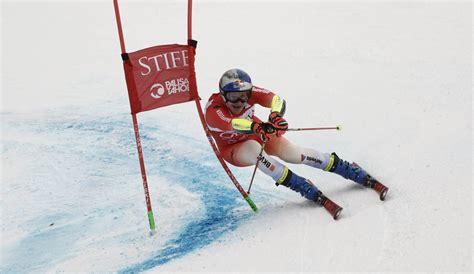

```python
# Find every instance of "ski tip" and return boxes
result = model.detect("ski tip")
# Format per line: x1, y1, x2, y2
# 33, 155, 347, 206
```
333, 208, 343, 220
380, 188, 389, 201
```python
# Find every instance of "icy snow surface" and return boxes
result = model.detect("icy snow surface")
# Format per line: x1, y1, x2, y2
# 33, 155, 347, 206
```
1, 1, 472, 273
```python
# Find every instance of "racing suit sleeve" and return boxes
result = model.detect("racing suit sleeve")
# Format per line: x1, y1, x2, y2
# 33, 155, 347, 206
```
250, 86, 286, 116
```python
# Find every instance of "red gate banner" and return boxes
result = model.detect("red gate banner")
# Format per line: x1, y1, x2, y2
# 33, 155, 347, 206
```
122, 44, 199, 114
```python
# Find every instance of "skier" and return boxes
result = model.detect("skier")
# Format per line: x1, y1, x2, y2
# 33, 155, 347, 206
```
205, 69, 388, 219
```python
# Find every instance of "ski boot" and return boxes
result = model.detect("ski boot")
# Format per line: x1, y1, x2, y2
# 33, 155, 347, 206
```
328, 153, 389, 201
277, 169, 343, 220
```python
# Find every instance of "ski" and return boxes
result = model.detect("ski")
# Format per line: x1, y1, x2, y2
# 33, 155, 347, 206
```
366, 175, 389, 201
316, 191, 343, 220
323, 197, 343, 220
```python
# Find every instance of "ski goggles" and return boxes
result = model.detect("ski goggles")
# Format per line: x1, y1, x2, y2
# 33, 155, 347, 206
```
224, 90, 252, 103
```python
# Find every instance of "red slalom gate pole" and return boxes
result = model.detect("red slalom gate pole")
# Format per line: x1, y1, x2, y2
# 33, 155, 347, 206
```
113, 0, 126, 53
193, 100, 258, 212
113, 0, 156, 232
187, 0, 257, 211
187, 0, 193, 40
131, 114, 156, 232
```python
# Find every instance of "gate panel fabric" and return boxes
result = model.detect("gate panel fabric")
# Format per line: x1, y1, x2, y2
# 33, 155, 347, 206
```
123, 44, 199, 114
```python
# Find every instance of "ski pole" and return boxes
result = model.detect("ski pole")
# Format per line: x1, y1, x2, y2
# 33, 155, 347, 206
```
247, 140, 266, 194
285, 125, 342, 132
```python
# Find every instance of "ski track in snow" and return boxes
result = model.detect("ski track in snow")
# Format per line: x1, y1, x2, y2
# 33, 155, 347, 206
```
118, 156, 253, 273
1, 103, 261, 272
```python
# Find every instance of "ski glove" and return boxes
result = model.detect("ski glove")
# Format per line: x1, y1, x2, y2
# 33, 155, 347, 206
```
252, 122, 277, 142
268, 112, 288, 136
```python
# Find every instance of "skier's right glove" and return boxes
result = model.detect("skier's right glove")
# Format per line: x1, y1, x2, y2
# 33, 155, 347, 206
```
252, 122, 276, 142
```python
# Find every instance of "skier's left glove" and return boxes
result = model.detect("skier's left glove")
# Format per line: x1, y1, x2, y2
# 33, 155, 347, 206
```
268, 112, 288, 136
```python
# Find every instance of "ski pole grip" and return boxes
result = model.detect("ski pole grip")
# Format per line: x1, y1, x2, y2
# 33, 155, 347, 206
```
244, 195, 258, 212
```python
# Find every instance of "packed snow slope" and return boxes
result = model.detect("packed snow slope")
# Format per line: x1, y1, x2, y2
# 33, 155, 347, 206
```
1, 1, 472, 273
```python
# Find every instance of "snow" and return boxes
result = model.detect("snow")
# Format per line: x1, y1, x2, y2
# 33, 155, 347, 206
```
1, 0, 472, 273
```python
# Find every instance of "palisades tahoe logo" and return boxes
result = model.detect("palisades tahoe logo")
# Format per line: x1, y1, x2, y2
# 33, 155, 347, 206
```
149, 78, 190, 99
137, 49, 191, 99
